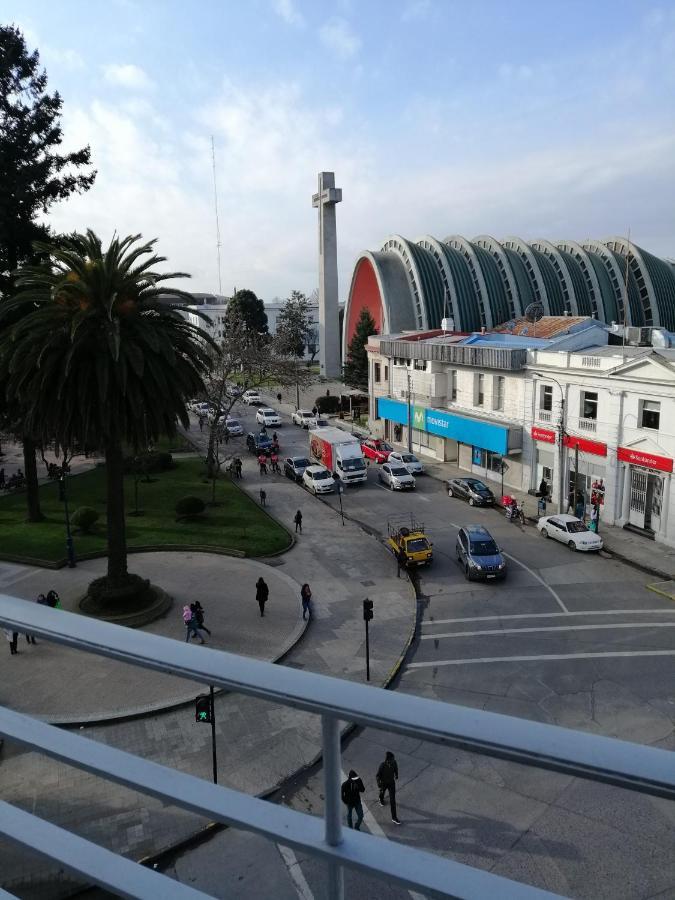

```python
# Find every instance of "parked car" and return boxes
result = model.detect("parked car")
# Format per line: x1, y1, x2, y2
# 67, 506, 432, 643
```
191, 401, 210, 416
246, 432, 273, 454
446, 477, 495, 507
455, 525, 507, 581
284, 455, 311, 482
361, 438, 393, 463
537, 514, 604, 551
256, 407, 281, 427
378, 463, 416, 491
243, 390, 262, 405
292, 409, 317, 428
388, 451, 424, 475
227, 384, 243, 397
315, 418, 330, 427
302, 464, 336, 494
224, 418, 243, 436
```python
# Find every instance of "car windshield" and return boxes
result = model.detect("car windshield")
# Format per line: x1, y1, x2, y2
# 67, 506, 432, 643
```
401, 454, 415, 463
258, 436, 271, 445
467, 480, 488, 491
378, 442, 393, 451
227, 420, 240, 427
343, 458, 365, 471
566, 522, 588, 533
313, 470, 332, 480
407, 538, 429, 552
391, 467, 410, 476
470, 540, 499, 556
293, 458, 310, 468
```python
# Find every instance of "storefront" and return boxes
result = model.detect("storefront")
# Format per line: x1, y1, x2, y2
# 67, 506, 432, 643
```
531, 427, 557, 495
618, 446, 673, 538
530, 428, 608, 511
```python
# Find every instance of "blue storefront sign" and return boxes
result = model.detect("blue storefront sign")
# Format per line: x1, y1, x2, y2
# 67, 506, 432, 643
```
377, 396, 511, 455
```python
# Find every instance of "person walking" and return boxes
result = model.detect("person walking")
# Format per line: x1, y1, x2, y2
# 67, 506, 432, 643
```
192, 601, 211, 636
341, 769, 365, 830
301, 583, 312, 620
4, 628, 19, 655
259, 488, 267, 507
538, 477, 548, 499
270, 451, 280, 474
183, 605, 205, 644
377, 751, 401, 824
198, 415, 205, 433
235, 457, 243, 479
256, 577, 269, 617
294, 509, 303, 534
575, 489, 585, 521
258, 453, 268, 476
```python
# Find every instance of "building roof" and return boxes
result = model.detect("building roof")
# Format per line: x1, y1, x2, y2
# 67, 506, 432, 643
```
491, 315, 594, 339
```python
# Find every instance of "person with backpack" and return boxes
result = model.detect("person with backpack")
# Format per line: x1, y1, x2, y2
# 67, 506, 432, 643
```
377, 751, 401, 824
341, 769, 365, 830
46, 590, 61, 609
183, 605, 205, 644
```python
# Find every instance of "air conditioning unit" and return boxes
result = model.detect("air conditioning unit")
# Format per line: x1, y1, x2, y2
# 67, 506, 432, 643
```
624, 326, 652, 346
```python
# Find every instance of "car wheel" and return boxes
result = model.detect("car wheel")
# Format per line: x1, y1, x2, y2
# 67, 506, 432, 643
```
469, 497, 475, 506
567, 540, 576, 551
541, 528, 549, 538
447, 487, 453, 497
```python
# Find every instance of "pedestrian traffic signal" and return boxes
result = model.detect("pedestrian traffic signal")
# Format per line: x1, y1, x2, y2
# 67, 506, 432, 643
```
363, 598, 373, 621
195, 694, 212, 723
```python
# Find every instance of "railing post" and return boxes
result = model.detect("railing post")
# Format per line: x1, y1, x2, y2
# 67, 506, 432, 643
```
322, 714, 344, 900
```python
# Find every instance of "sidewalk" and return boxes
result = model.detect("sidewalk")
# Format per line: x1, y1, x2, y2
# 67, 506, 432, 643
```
0, 441, 416, 896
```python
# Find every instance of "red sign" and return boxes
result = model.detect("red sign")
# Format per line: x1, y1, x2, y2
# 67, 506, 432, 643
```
563, 435, 607, 457
531, 426, 556, 444
617, 447, 673, 473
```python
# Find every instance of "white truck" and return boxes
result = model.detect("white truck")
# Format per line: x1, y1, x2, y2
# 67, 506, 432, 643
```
309, 427, 367, 485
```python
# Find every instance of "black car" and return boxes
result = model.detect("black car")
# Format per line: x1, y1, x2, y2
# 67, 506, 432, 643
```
456, 525, 507, 581
446, 477, 495, 506
284, 456, 311, 482
246, 432, 273, 455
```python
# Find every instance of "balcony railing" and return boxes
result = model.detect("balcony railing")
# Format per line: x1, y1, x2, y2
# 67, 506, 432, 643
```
578, 418, 597, 432
538, 410, 552, 423
380, 340, 527, 371
1, 595, 674, 899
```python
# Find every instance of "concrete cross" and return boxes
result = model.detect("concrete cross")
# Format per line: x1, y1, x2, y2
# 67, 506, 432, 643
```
312, 172, 342, 379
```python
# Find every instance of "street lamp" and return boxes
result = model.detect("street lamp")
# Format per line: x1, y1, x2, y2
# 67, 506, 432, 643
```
406, 368, 413, 453
531, 371, 566, 514
336, 482, 345, 526
60, 468, 76, 568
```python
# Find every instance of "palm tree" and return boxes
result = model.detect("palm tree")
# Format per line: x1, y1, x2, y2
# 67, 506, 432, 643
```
0, 230, 212, 604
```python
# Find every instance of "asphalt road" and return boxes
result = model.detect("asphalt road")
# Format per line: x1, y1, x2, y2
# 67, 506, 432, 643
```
168, 403, 675, 900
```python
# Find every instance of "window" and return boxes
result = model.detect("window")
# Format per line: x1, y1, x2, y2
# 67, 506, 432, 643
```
374, 363, 381, 382
474, 373, 484, 407
581, 391, 598, 420
541, 385, 553, 412
493, 376, 505, 411
487, 451, 503, 474
384, 366, 389, 381
413, 359, 426, 371
640, 399, 660, 430
449, 370, 457, 401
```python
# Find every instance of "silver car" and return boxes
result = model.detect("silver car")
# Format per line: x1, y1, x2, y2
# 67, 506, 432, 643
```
378, 463, 416, 491
388, 451, 424, 475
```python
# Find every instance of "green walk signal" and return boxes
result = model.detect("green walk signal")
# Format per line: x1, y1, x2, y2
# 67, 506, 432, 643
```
195, 694, 212, 723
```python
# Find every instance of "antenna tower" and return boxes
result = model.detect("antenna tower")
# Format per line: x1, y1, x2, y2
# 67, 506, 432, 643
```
211, 135, 223, 295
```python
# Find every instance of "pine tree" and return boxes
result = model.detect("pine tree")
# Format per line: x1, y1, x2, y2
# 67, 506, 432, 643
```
343, 308, 377, 390
224, 288, 268, 336
275, 290, 313, 358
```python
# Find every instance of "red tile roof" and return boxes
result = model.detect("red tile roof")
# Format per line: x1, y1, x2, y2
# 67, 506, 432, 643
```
491, 316, 592, 339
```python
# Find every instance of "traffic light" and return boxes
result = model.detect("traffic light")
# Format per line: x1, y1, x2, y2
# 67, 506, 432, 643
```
195, 694, 212, 723
363, 598, 373, 621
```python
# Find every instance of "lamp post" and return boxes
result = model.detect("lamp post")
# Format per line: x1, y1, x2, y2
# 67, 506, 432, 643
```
60, 469, 76, 568
336, 482, 345, 526
406, 368, 413, 453
531, 371, 566, 514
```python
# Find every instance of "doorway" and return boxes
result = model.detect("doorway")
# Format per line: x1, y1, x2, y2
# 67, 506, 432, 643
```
629, 468, 662, 533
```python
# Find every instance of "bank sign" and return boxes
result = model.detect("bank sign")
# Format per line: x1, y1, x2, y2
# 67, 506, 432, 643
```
377, 397, 510, 455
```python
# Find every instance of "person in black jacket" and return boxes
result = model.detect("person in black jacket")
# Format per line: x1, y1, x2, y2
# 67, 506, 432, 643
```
256, 577, 269, 617
377, 751, 401, 824
341, 769, 365, 830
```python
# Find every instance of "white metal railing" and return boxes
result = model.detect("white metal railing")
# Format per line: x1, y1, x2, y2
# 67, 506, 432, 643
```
538, 410, 552, 422
578, 417, 597, 432
1, 595, 674, 900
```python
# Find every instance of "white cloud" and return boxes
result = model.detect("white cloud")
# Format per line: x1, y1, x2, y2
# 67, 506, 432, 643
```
102, 63, 154, 91
319, 17, 361, 60
273, 0, 304, 27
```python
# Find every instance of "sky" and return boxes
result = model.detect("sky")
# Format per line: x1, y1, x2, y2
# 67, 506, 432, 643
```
4, 0, 675, 301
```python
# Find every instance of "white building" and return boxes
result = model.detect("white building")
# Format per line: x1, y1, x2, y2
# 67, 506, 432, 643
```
367, 318, 675, 546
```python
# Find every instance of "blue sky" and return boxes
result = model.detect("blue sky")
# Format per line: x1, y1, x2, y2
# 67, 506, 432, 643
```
4, 0, 675, 299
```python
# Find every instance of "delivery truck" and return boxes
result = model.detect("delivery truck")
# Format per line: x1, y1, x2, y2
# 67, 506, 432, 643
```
309, 427, 367, 485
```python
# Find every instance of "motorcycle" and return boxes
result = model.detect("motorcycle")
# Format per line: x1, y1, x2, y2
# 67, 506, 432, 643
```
504, 498, 525, 525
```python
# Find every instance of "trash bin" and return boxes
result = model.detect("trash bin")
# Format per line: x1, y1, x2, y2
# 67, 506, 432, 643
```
538, 497, 546, 516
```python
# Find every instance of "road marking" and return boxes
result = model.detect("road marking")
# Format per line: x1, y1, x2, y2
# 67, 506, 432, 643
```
407, 649, 675, 669
276, 844, 315, 900
415, 494, 430, 502
421, 609, 675, 627
421, 621, 675, 640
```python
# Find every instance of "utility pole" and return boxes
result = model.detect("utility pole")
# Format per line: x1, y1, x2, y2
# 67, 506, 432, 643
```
406, 368, 413, 453
558, 393, 566, 514
363, 599, 373, 681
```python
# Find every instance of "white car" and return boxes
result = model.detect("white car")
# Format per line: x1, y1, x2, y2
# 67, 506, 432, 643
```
192, 401, 210, 416
302, 465, 335, 494
224, 418, 243, 436
388, 451, 424, 475
242, 390, 262, 405
293, 409, 318, 428
256, 407, 281, 427
378, 463, 416, 491
537, 514, 603, 552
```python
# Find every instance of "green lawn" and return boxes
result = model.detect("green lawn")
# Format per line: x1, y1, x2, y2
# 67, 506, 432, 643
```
0, 458, 290, 564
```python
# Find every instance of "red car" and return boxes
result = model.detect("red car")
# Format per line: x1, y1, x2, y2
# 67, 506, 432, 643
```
361, 438, 394, 463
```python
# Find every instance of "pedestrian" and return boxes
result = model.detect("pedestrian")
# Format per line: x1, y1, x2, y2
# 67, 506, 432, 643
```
377, 751, 401, 824
46, 590, 61, 609
566, 489, 575, 515
192, 600, 211, 636
256, 577, 269, 617
312, 405, 318, 416
199, 415, 205, 433
589, 504, 599, 533
235, 457, 243, 479
183, 605, 205, 644
270, 452, 279, 474
259, 488, 267, 507
272, 431, 278, 443
258, 453, 268, 476
223, 427, 230, 445
0, 468, 4, 489
341, 769, 365, 830
276, 392, 282, 404
4, 628, 19, 655
301, 583, 312, 620
538, 477, 548, 498
294, 509, 303, 534
575, 490, 585, 521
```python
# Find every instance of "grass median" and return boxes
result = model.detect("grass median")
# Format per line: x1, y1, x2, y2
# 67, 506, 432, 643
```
0, 457, 290, 564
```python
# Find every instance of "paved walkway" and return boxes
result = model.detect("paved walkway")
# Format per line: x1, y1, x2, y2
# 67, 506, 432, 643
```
0, 439, 416, 895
